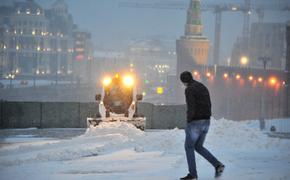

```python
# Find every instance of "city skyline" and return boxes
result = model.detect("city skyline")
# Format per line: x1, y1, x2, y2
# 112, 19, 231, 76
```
21, 0, 290, 64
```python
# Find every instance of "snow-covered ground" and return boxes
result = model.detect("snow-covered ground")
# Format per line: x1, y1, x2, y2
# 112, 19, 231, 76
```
0, 119, 290, 180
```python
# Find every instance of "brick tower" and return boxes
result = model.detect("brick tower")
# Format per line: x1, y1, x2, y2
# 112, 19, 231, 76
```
176, 0, 210, 76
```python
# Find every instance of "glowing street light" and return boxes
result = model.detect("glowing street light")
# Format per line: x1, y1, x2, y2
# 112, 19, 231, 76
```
258, 77, 263, 83
240, 56, 249, 66
206, 72, 211, 78
248, 75, 253, 81
223, 73, 228, 79
269, 77, 277, 86
236, 74, 241, 80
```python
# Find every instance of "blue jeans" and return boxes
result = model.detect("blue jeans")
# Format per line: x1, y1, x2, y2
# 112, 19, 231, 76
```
185, 119, 220, 177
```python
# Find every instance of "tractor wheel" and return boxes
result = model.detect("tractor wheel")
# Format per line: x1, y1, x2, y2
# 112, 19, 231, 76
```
124, 111, 129, 117
105, 110, 110, 118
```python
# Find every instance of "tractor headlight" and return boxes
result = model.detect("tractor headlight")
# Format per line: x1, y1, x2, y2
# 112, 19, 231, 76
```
122, 75, 134, 87
102, 77, 112, 86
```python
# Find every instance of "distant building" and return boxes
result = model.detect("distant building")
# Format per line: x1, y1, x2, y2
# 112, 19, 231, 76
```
73, 31, 94, 82
0, 0, 51, 75
126, 39, 176, 85
231, 22, 286, 70
176, 0, 210, 77
285, 22, 290, 116
44, 0, 75, 75
250, 23, 286, 70
0, 0, 93, 79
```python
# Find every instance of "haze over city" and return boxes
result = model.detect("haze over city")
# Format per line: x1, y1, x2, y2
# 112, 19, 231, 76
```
1, 0, 289, 63
39, 0, 290, 63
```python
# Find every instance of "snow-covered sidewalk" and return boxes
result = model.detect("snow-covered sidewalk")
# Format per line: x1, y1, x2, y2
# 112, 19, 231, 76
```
0, 119, 290, 180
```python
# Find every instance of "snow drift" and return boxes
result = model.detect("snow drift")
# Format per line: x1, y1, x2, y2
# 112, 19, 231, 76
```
0, 119, 290, 180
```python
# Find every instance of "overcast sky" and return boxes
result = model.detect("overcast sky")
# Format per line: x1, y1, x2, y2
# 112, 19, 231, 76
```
2, 0, 290, 63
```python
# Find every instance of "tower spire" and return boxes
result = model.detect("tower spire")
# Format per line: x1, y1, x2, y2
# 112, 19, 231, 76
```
185, 0, 203, 36
175, 0, 210, 103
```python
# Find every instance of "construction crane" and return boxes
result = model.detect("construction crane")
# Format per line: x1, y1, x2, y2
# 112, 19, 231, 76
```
119, 0, 290, 65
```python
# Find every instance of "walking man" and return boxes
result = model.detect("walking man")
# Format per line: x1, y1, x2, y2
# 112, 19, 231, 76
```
179, 71, 225, 180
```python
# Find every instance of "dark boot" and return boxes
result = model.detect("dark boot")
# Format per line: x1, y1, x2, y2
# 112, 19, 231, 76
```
180, 173, 197, 180
215, 163, 225, 177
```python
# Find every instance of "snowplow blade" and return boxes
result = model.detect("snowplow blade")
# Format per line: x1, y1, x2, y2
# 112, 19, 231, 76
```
87, 117, 146, 130
87, 117, 103, 127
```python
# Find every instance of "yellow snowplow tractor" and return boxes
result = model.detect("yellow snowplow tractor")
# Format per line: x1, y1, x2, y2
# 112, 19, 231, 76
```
87, 73, 146, 130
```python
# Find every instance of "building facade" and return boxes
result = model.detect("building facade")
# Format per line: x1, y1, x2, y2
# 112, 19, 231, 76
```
285, 22, 290, 116
0, 0, 92, 79
249, 23, 286, 70
231, 22, 286, 70
73, 31, 94, 82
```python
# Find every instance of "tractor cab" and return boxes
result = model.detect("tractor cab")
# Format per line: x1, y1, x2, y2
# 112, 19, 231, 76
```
87, 73, 145, 130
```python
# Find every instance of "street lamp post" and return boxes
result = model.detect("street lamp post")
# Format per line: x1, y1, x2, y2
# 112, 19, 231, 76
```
223, 73, 230, 118
0, 50, 3, 77
34, 46, 42, 88
258, 56, 271, 129
9, 73, 15, 89
258, 56, 271, 70
0, 44, 6, 77
258, 77, 265, 130
33, 69, 40, 88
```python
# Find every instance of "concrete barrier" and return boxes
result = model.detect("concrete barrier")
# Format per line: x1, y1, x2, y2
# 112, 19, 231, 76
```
152, 105, 186, 129
41, 102, 80, 128
0, 101, 187, 129
138, 102, 154, 129
0, 101, 41, 128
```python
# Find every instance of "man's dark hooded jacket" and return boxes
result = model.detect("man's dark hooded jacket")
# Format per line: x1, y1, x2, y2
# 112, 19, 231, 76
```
185, 79, 212, 122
